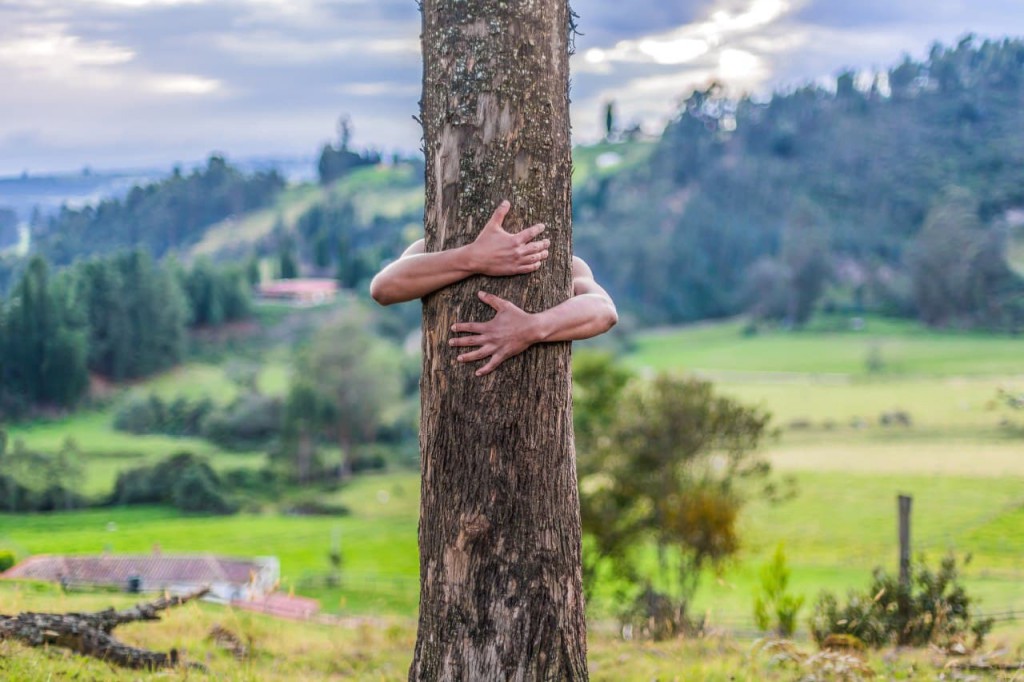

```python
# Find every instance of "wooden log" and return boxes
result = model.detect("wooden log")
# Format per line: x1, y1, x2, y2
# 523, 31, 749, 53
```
0, 587, 210, 670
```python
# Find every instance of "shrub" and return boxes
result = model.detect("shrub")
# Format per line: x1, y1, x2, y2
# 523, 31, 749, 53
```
112, 393, 212, 436
109, 452, 236, 514
753, 543, 805, 637
0, 549, 16, 572
171, 463, 235, 514
808, 553, 993, 649
201, 394, 283, 450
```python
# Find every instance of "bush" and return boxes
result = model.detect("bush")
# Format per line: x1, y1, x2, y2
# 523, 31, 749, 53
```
171, 464, 234, 514
221, 467, 281, 496
808, 553, 993, 649
201, 394, 283, 450
112, 393, 213, 436
109, 452, 236, 514
0, 549, 16, 572
112, 394, 159, 434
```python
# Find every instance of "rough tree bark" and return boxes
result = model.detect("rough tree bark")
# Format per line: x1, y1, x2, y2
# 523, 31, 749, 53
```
0, 588, 209, 670
412, 1, 587, 680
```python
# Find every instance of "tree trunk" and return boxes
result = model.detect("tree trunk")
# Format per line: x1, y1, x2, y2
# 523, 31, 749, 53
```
413, 1, 587, 680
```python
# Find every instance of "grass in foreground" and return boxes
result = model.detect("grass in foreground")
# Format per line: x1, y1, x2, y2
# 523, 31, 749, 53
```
4, 582, 1009, 681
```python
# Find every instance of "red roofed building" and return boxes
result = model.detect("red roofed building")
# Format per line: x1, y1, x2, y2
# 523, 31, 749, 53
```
257, 278, 339, 306
2, 553, 280, 604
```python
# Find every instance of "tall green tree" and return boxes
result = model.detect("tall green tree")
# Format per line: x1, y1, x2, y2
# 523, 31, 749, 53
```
0, 257, 88, 408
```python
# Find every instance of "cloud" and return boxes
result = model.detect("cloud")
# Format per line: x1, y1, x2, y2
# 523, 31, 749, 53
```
3, 0, 1024, 174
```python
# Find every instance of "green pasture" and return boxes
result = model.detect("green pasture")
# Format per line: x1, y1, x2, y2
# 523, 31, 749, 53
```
3, 465, 1023, 627
5, 411, 266, 497
628, 317, 1024, 378
190, 183, 324, 258
2, 316, 1023, 670
0, 473, 420, 613
719, 377, 1023, 433
327, 163, 424, 224
143, 359, 291, 402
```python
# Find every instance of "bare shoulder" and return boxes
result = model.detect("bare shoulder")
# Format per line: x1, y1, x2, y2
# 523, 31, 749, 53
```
572, 256, 610, 297
402, 239, 426, 257
571, 256, 594, 280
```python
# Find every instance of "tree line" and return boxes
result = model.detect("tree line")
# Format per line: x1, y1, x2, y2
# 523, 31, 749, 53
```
32, 156, 284, 265
574, 36, 1024, 330
0, 252, 251, 415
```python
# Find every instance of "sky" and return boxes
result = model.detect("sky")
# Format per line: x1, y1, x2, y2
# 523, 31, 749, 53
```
1, 0, 1024, 176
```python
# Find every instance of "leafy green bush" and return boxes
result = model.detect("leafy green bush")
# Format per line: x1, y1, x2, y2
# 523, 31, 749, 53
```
201, 394, 282, 450
171, 463, 234, 514
0, 439, 86, 512
808, 553, 993, 649
109, 452, 236, 514
112, 393, 212, 436
0, 549, 16, 572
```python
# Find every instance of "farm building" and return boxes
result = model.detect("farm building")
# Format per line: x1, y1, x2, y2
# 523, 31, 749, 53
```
257, 278, 339, 306
1, 553, 280, 604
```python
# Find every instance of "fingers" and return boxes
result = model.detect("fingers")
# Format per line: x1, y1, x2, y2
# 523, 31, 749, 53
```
449, 334, 484, 348
457, 347, 493, 363
451, 322, 485, 334
521, 239, 550, 256
477, 290, 508, 310
517, 223, 546, 244
475, 354, 505, 377
487, 200, 511, 229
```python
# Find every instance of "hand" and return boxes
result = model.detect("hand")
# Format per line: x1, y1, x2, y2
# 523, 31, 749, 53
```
450, 291, 539, 376
466, 201, 549, 277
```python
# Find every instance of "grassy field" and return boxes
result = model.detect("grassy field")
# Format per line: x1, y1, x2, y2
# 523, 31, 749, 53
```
4, 411, 266, 497
3, 465, 1022, 625
629, 317, 1024, 377
190, 183, 324, 258
3, 316, 1024, 677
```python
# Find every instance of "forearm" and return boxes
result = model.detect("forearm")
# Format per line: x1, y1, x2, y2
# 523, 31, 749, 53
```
370, 246, 475, 305
528, 294, 618, 343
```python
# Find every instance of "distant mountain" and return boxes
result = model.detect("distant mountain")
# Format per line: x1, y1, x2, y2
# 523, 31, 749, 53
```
0, 156, 316, 225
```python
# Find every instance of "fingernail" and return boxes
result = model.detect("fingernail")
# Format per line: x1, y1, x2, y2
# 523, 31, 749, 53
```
451, 324, 457, 331
501, 200, 510, 207
449, 339, 455, 345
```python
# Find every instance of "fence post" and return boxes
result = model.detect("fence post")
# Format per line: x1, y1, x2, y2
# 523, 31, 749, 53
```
898, 494, 912, 587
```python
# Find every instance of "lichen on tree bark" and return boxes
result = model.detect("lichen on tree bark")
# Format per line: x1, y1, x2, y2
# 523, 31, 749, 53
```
413, 0, 587, 680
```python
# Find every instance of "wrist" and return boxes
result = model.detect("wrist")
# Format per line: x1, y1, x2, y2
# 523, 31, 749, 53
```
527, 310, 553, 344
457, 243, 481, 275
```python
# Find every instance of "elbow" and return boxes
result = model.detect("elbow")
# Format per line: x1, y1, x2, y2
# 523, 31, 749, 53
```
601, 302, 619, 333
369, 276, 396, 306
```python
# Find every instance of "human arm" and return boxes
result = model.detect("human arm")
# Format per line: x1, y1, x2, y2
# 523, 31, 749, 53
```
449, 257, 618, 376
369, 200, 549, 305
